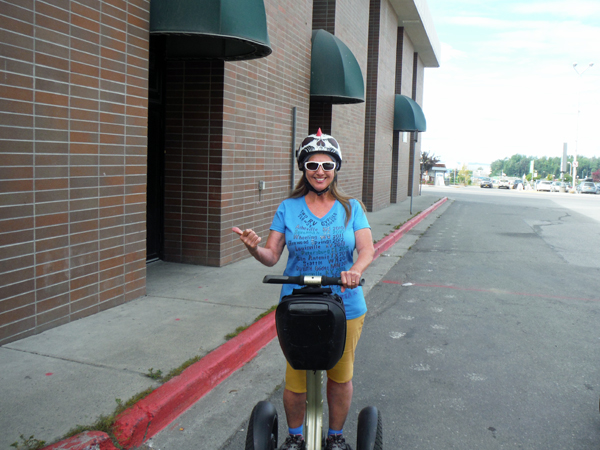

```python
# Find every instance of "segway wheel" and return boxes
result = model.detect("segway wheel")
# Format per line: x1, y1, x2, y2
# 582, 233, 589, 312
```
356, 406, 383, 450
245, 401, 278, 450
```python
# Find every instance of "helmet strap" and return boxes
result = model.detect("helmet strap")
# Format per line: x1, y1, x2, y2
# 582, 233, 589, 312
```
303, 173, 336, 197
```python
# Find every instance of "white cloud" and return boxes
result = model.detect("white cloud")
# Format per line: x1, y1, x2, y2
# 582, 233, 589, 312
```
444, 16, 510, 28
439, 42, 467, 63
512, 1, 600, 19
422, 0, 600, 164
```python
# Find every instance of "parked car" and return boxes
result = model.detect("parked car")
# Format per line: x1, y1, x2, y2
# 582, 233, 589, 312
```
480, 179, 493, 188
511, 179, 523, 190
498, 179, 511, 189
536, 180, 552, 192
550, 181, 566, 193
595, 183, 600, 193
577, 181, 597, 194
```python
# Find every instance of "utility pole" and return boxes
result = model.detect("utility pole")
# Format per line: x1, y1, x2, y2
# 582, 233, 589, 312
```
572, 62, 594, 186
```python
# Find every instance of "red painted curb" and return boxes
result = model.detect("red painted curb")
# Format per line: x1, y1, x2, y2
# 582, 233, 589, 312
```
372, 197, 448, 260
44, 431, 118, 450
112, 310, 277, 449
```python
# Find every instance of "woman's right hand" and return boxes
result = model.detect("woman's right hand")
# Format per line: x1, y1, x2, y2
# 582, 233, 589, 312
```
232, 227, 262, 252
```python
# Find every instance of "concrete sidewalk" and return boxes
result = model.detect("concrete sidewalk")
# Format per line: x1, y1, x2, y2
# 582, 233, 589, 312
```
0, 191, 448, 450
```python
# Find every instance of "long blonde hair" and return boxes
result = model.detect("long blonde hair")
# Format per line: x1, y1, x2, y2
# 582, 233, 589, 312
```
290, 175, 367, 226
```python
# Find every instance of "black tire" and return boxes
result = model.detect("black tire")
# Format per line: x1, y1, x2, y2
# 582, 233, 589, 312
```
356, 406, 383, 450
245, 401, 278, 450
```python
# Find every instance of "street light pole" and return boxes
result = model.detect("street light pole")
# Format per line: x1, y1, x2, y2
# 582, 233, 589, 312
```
572, 62, 594, 185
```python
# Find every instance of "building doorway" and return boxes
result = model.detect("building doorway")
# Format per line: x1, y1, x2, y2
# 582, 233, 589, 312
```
146, 36, 166, 262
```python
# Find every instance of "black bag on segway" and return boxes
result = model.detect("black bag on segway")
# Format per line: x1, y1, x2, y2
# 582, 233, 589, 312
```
275, 289, 347, 371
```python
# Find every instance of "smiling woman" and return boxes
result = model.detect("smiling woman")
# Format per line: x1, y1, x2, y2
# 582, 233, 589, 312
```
233, 129, 374, 450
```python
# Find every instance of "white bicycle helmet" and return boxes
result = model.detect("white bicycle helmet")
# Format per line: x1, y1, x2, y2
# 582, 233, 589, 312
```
296, 128, 342, 171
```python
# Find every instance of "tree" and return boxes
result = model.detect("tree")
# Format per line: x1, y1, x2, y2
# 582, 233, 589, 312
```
491, 154, 600, 179
458, 164, 471, 186
592, 168, 600, 182
420, 151, 440, 175
491, 154, 531, 177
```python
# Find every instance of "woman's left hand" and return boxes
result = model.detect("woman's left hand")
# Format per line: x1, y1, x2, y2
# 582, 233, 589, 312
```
340, 269, 362, 293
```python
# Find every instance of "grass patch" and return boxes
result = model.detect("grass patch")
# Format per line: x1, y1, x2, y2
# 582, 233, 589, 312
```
225, 325, 248, 340
162, 355, 203, 381
10, 435, 46, 450
254, 304, 277, 322
63, 387, 154, 447
146, 368, 163, 380
225, 305, 277, 341
393, 211, 421, 230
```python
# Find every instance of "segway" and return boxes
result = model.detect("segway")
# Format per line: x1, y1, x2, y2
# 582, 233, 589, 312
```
245, 275, 383, 450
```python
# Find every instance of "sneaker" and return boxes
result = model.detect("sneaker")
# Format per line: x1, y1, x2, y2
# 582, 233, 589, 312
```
278, 434, 306, 450
324, 434, 353, 450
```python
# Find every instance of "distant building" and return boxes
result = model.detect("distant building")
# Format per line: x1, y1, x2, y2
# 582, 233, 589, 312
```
424, 163, 447, 183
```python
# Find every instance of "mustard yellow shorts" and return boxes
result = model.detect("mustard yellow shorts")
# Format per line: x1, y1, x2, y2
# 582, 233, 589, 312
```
284, 314, 366, 393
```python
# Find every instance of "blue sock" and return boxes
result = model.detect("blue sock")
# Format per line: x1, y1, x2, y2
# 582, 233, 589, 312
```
328, 428, 343, 436
289, 424, 303, 436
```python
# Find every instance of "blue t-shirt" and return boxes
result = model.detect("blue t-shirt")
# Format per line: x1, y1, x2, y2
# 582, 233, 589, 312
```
270, 197, 371, 320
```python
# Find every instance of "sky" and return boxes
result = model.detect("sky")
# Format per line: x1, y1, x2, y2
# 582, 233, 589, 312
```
421, 0, 600, 169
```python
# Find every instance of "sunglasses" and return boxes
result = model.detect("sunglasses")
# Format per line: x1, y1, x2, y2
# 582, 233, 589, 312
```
304, 161, 336, 171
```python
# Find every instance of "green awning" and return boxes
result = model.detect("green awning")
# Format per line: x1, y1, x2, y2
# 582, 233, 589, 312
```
310, 30, 365, 104
150, 0, 272, 60
394, 94, 427, 132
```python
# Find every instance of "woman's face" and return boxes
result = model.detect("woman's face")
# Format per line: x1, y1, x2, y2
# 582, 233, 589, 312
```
305, 153, 336, 193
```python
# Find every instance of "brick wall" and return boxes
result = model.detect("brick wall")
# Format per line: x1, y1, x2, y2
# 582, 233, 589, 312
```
309, 102, 333, 135
222, 0, 313, 266
411, 52, 425, 196
162, 60, 225, 266
0, 0, 435, 342
395, 28, 415, 202
332, 0, 368, 200
0, 0, 149, 344
159, 0, 312, 267
362, 0, 397, 212
313, 0, 336, 33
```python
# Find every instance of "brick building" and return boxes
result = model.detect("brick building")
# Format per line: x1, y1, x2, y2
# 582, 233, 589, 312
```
0, 0, 440, 344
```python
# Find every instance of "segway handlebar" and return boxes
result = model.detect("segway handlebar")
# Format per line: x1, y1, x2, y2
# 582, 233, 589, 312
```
263, 275, 365, 287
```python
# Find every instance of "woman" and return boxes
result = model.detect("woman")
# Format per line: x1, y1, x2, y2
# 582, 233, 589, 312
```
233, 129, 374, 450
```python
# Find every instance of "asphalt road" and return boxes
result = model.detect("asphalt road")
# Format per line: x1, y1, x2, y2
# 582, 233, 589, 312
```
352, 187, 600, 449
157, 186, 600, 449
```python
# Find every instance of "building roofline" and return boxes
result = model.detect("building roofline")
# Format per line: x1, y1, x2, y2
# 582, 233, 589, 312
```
390, 0, 441, 68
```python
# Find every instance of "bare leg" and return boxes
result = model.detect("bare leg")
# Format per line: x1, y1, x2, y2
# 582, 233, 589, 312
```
327, 379, 353, 430
283, 388, 307, 428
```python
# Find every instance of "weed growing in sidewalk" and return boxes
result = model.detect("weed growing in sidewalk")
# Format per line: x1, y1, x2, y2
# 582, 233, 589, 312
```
10, 434, 46, 450
146, 368, 163, 380
225, 325, 248, 340
225, 304, 277, 340
393, 211, 421, 230
254, 304, 277, 322
162, 355, 203, 381
64, 388, 153, 446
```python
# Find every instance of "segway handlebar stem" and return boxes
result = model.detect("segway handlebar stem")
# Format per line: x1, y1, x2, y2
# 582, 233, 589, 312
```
262, 275, 365, 287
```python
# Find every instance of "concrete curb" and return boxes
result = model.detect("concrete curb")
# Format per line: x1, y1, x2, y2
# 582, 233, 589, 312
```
44, 196, 448, 449
43, 431, 118, 450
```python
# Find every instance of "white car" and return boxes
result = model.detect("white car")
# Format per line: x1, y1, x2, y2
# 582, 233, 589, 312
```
536, 180, 552, 192
498, 179, 511, 189
577, 182, 597, 194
